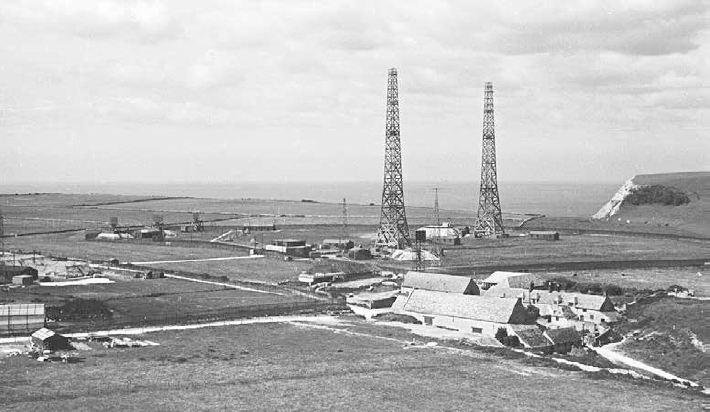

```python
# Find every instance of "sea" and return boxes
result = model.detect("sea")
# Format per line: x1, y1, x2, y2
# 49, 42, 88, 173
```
0, 181, 620, 218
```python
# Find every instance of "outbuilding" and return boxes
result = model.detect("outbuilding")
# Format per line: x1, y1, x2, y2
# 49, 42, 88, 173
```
31, 328, 71, 352
544, 327, 581, 353
529, 231, 560, 241
12, 275, 34, 285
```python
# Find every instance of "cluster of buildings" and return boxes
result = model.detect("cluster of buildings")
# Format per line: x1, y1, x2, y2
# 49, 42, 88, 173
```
387, 270, 622, 352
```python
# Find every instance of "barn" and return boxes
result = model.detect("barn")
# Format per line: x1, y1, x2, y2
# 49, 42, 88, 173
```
392, 290, 533, 337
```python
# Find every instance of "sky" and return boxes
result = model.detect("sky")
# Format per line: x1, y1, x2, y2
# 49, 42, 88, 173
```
0, 0, 708, 184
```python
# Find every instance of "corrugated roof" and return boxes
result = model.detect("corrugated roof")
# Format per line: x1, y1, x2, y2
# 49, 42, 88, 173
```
397, 289, 526, 323
402, 271, 476, 294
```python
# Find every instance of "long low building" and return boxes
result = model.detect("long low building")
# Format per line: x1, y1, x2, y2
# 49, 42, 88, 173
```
392, 289, 534, 336
0, 303, 45, 336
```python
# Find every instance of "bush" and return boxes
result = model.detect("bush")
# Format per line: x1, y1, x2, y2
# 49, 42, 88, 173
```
623, 185, 690, 206
604, 284, 624, 296
495, 327, 508, 341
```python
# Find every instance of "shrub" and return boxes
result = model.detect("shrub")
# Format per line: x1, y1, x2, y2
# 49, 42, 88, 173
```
623, 185, 690, 206
495, 327, 508, 341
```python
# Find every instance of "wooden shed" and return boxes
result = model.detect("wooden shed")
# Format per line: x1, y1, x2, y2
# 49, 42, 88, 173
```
31, 328, 71, 352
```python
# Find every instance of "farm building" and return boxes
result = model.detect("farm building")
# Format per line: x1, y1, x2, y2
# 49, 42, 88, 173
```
529, 231, 560, 241
266, 239, 311, 257
486, 287, 620, 328
401, 271, 479, 295
31, 328, 71, 352
392, 290, 534, 337
12, 275, 33, 285
0, 303, 45, 336
322, 239, 355, 250
0, 265, 38, 284
415, 223, 462, 245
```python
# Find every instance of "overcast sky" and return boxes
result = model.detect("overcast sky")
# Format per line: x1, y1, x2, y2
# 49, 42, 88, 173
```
1, 0, 708, 184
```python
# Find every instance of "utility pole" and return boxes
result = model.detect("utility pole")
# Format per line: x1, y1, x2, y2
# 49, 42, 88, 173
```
433, 187, 440, 225
0, 208, 4, 264
342, 198, 349, 240
473, 82, 505, 237
375, 68, 411, 248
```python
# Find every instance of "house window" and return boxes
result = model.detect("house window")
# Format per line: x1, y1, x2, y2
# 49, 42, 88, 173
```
423, 316, 433, 326
589, 314, 594, 320
582, 309, 587, 312
555, 316, 559, 321
471, 327, 483, 334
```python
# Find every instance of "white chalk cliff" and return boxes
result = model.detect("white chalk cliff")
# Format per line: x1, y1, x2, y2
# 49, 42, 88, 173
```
592, 177, 639, 219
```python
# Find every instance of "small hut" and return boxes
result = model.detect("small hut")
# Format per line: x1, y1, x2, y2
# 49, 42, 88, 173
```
31, 328, 71, 352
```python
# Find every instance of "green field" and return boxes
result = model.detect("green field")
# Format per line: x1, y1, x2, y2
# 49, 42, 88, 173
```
0, 320, 704, 411
442, 234, 710, 268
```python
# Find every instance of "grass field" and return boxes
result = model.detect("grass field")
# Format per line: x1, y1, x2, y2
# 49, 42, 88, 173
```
151, 258, 313, 284
542, 267, 710, 297
0, 277, 299, 321
4, 232, 243, 262
615, 296, 709, 387
442, 234, 710, 268
0, 319, 704, 411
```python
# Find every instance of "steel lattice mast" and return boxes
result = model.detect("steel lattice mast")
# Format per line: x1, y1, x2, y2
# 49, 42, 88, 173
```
473, 82, 505, 237
375, 68, 410, 247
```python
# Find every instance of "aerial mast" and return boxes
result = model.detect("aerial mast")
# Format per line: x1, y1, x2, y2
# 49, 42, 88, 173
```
473, 82, 505, 237
375, 68, 410, 248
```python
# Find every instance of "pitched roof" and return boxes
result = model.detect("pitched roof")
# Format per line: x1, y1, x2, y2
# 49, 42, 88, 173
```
545, 327, 581, 345
487, 288, 614, 312
532, 291, 612, 311
514, 328, 553, 349
395, 289, 526, 323
402, 271, 476, 294
32, 328, 59, 341
482, 271, 530, 284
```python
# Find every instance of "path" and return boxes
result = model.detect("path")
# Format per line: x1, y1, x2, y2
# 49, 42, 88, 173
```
163, 273, 284, 296
593, 340, 703, 390
130, 255, 263, 265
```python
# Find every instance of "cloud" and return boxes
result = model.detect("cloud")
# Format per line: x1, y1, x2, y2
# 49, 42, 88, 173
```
495, 0, 708, 56
0, 0, 182, 42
